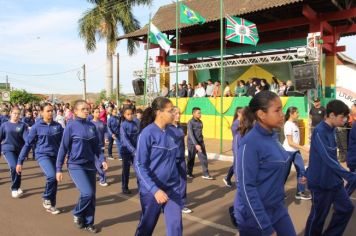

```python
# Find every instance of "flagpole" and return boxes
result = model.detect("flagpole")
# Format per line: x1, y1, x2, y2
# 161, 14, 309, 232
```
175, 0, 179, 106
219, 0, 224, 154
144, 13, 152, 105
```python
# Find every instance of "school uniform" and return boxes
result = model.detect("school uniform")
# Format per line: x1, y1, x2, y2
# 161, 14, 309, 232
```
305, 121, 356, 236
347, 122, 356, 173
120, 120, 139, 191
283, 120, 306, 193
226, 119, 239, 182
0, 121, 28, 191
233, 123, 296, 236
107, 115, 122, 158
18, 119, 63, 206
0, 115, 10, 126
22, 116, 36, 158
91, 119, 107, 184
56, 117, 104, 227
134, 123, 182, 236
168, 124, 188, 208
187, 118, 209, 177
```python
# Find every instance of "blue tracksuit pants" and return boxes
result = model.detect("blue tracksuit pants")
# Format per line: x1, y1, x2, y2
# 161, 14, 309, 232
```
238, 213, 296, 236
177, 159, 187, 208
121, 154, 133, 190
187, 144, 209, 176
69, 168, 97, 226
226, 165, 234, 182
3, 151, 21, 190
115, 137, 122, 159
286, 151, 306, 193
135, 191, 183, 236
38, 157, 57, 206
107, 133, 113, 156
95, 159, 106, 184
305, 186, 354, 236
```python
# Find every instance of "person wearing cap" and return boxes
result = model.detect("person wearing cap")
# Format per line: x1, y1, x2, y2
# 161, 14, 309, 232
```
309, 98, 326, 130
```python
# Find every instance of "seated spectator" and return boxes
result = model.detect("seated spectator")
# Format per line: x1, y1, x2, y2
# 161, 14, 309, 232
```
193, 83, 206, 97
246, 78, 257, 97
168, 84, 177, 97
284, 80, 295, 96
223, 81, 232, 97
270, 76, 279, 94
187, 84, 194, 97
206, 80, 214, 97
235, 80, 247, 97
178, 84, 188, 97
212, 81, 221, 98
255, 85, 262, 95
278, 81, 286, 96
260, 79, 270, 91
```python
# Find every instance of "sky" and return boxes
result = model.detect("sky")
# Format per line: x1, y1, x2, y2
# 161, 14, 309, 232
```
0, 0, 355, 95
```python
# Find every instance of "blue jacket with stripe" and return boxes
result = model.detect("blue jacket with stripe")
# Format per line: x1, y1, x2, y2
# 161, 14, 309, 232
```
120, 119, 139, 156
0, 121, 28, 153
234, 123, 292, 235
18, 119, 63, 164
168, 124, 185, 162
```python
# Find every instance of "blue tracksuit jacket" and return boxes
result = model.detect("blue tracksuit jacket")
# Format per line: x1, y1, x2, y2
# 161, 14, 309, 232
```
168, 124, 185, 161
187, 118, 204, 146
18, 119, 63, 164
90, 120, 106, 148
120, 120, 139, 155
234, 122, 292, 235
56, 117, 103, 172
0, 115, 10, 126
107, 115, 121, 137
0, 121, 28, 153
347, 122, 356, 170
307, 121, 356, 190
134, 123, 179, 196
22, 117, 35, 127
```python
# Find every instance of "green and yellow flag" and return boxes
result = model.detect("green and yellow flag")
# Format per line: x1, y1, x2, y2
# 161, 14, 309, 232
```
180, 3, 206, 25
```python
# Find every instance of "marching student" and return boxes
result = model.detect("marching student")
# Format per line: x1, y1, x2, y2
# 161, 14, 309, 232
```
0, 108, 10, 126
0, 107, 28, 198
283, 107, 311, 200
186, 107, 213, 180
16, 103, 63, 214
91, 107, 108, 187
233, 91, 297, 236
22, 109, 36, 159
56, 100, 108, 233
169, 106, 192, 214
106, 107, 114, 160
305, 100, 356, 236
223, 107, 243, 188
134, 108, 143, 128
119, 107, 139, 194
135, 97, 182, 236
347, 104, 356, 195
107, 108, 122, 160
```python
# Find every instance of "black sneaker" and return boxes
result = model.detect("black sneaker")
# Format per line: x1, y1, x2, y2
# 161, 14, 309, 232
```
84, 225, 97, 233
186, 174, 194, 179
122, 189, 132, 195
295, 192, 312, 200
223, 177, 232, 188
73, 216, 84, 229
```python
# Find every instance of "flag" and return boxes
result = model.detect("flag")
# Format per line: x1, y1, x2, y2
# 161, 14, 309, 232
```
225, 15, 259, 46
149, 23, 171, 52
180, 3, 206, 25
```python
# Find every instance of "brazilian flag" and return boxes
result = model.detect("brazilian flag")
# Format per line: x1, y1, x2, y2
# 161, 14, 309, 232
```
180, 3, 206, 25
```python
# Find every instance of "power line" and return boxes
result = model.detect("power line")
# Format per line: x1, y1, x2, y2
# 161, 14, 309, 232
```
0, 67, 81, 77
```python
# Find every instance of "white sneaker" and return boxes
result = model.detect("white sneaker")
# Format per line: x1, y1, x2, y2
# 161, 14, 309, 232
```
99, 182, 109, 187
202, 175, 214, 180
43, 199, 52, 209
182, 207, 193, 214
11, 189, 23, 198
46, 206, 61, 215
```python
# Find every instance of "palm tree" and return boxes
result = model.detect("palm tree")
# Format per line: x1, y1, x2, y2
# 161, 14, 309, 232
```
79, 0, 152, 98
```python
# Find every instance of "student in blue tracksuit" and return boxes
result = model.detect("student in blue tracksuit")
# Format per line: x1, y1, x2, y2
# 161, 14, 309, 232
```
169, 107, 192, 214
120, 107, 139, 194
0, 108, 10, 126
134, 108, 143, 128
233, 91, 297, 236
283, 107, 311, 200
347, 114, 356, 196
22, 109, 36, 159
305, 100, 356, 236
0, 107, 28, 198
56, 100, 108, 233
135, 97, 182, 236
223, 107, 243, 188
91, 107, 108, 187
107, 108, 122, 160
16, 103, 63, 214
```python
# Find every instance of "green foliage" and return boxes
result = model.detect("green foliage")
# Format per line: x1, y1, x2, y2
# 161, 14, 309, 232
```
10, 90, 42, 104
95, 87, 127, 105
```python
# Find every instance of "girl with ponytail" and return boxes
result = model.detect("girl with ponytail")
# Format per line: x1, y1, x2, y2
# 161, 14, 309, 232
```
134, 97, 183, 236
283, 107, 311, 200
233, 91, 297, 236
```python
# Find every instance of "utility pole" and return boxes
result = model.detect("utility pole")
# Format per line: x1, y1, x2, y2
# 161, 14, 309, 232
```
82, 64, 87, 101
116, 52, 120, 106
5, 75, 9, 90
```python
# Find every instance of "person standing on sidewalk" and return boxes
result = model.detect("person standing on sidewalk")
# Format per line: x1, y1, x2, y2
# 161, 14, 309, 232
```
223, 107, 243, 188
169, 107, 192, 214
283, 107, 311, 200
187, 107, 213, 180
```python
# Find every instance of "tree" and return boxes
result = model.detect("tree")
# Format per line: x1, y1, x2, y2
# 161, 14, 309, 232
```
79, 0, 152, 98
10, 90, 42, 104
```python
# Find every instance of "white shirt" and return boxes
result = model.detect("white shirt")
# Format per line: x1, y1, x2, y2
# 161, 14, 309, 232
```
194, 87, 206, 97
206, 84, 214, 96
283, 120, 300, 152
